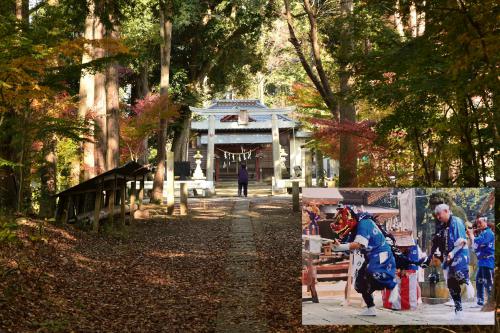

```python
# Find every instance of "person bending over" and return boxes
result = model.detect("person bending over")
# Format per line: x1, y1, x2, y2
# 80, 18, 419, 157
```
331, 208, 398, 316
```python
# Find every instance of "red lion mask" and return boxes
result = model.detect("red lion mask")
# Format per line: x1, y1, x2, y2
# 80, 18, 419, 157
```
330, 206, 358, 239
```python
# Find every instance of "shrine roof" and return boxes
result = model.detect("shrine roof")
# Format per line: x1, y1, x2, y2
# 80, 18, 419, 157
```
206, 99, 267, 109
190, 99, 295, 115
190, 99, 299, 130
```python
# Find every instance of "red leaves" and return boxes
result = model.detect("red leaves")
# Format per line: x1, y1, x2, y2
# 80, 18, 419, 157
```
120, 93, 181, 161
309, 117, 381, 160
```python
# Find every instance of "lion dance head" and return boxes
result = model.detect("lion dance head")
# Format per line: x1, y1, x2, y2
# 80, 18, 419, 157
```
330, 205, 358, 239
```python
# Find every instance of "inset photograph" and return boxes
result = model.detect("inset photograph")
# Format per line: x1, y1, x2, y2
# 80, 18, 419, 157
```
302, 188, 495, 325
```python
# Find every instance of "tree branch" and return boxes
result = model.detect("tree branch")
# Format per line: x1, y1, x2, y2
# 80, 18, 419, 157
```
284, 0, 335, 112
302, 0, 337, 116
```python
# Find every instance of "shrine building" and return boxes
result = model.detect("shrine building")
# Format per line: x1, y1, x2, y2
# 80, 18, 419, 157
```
188, 99, 310, 188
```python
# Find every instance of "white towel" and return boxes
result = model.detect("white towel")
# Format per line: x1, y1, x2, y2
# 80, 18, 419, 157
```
466, 282, 475, 299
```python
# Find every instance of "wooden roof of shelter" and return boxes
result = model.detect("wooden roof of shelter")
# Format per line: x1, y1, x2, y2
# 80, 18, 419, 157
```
361, 206, 399, 219
339, 188, 391, 205
55, 161, 150, 197
302, 188, 343, 205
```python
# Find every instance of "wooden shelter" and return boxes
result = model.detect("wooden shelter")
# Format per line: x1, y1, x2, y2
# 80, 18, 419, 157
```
54, 161, 150, 232
302, 188, 343, 205
338, 188, 391, 205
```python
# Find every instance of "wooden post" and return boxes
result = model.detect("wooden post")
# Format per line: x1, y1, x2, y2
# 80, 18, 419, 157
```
180, 182, 188, 215
166, 150, 175, 215
55, 196, 67, 224
83, 192, 91, 214
108, 175, 116, 225
130, 177, 137, 222
303, 148, 313, 187
138, 175, 145, 210
120, 182, 126, 226
292, 181, 300, 212
255, 156, 260, 182
271, 114, 282, 181
215, 158, 220, 182
62, 195, 71, 224
93, 183, 102, 233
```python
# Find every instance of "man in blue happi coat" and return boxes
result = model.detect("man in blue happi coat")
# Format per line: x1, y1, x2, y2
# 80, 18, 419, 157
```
331, 208, 398, 316
435, 203, 470, 319
467, 216, 494, 307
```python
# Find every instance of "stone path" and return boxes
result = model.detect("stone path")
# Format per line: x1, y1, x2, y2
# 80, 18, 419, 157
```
302, 296, 495, 325
215, 199, 266, 332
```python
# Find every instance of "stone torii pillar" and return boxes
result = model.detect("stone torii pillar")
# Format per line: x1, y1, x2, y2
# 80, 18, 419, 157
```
272, 114, 282, 181
303, 147, 313, 187
207, 115, 215, 182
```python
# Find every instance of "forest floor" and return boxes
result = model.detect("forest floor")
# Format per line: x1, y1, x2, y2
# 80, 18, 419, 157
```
0, 195, 303, 332
0, 194, 497, 333
0, 199, 234, 332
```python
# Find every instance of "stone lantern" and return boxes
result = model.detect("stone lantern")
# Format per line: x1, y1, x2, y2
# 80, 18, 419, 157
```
192, 150, 206, 179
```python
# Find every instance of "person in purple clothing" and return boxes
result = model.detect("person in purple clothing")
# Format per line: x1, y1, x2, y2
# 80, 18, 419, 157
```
238, 164, 248, 197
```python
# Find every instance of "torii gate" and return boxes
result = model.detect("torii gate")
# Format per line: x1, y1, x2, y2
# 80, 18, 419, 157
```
189, 100, 296, 187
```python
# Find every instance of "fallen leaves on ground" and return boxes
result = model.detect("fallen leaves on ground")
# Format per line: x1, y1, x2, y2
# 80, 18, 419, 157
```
0, 200, 233, 332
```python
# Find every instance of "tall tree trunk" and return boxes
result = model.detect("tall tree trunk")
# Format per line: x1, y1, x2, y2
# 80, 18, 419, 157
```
136, 62, 150, 165
0, 114, 17, 211
172, 114, 190, 162
15, 0, 28, 22
338, 0, 357, 187
456, 96, 480, 186
394, 0, 405, 37
16, 106, 31, 214
152, 0, 173, 203
106, 18, 120, 170
409, 1, 418, 38
93, 11, 107, 174
132, 61, 150, 104
39, 136, 57, 218
439, 157, 450, 186
417, 1, 426, 36
0, 2, 28, 212
78, 1, 95, 181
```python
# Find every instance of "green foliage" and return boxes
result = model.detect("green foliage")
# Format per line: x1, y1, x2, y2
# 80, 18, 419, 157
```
0, 157, 18, 168
0, 216, 18, 244
349, 0, 498, 186
56, 138, 80, 190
